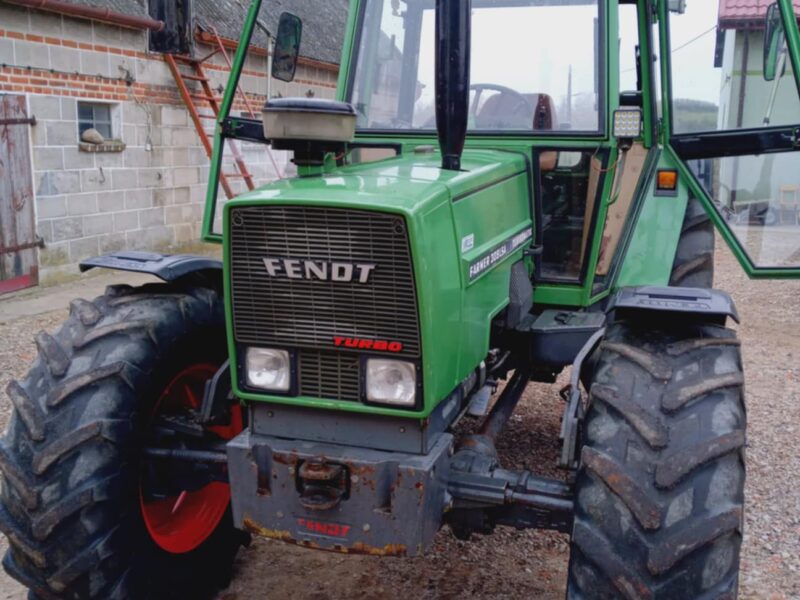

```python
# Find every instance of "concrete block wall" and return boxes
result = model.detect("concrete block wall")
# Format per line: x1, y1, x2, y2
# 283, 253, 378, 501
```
0, 4, 340, 283
31, 96, 213, 279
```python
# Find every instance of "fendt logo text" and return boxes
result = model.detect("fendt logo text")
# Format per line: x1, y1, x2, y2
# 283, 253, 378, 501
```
262, 257, 376, 283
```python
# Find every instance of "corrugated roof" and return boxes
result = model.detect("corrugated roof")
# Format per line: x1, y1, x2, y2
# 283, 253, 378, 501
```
719, 0, 800, 28
48, 0, 348, 64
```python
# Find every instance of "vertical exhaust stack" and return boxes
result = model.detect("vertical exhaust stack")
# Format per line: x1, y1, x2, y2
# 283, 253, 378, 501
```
435, 0, 471, 171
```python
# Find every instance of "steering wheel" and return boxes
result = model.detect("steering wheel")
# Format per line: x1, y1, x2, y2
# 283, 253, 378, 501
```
470, 83, 533, 129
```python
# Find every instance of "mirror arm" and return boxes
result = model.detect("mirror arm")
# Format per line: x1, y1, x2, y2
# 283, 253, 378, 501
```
267, 34, 273, 100
255, 17, 272, 38
763, 46, 788, 125
249, 5, 273, 99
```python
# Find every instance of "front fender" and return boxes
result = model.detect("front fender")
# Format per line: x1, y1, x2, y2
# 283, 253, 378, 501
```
607, 286, 739, 325
80, 251, 222, 283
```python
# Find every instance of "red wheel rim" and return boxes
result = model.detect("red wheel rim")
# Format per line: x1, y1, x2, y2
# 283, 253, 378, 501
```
139, 363, 243, 554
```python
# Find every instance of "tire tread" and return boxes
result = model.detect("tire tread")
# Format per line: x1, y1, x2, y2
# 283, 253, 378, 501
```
0, 282, 242, 599
568, 319, 746, 599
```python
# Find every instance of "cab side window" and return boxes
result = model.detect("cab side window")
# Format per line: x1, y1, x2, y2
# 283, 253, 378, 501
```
538, 150, 604, 281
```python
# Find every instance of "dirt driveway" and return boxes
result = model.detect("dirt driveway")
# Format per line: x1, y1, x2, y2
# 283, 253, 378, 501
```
0, 242, 798, 599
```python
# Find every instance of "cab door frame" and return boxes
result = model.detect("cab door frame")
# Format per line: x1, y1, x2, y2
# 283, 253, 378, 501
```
660, 0, 800, 278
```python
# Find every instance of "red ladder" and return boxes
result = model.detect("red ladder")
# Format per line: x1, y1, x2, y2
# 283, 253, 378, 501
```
164, 26, 281, 200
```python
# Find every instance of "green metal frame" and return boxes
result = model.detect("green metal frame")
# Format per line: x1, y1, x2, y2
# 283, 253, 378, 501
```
780, 0, 800, 99
661, 0, 800, 278
201, 0, 263, 243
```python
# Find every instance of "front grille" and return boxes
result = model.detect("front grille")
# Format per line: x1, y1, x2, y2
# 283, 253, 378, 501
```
229, 205, 421, 401
298, 350, 361, 401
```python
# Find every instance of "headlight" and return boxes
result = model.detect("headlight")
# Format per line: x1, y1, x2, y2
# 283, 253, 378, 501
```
245, 347, 291, 391
365, 359, 416, 406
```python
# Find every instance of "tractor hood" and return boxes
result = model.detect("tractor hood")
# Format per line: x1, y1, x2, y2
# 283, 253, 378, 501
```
228, 149, 526, 213
224, 149, 533, 417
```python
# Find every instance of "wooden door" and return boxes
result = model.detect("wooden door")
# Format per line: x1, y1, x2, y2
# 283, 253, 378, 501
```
0, 94, 39, 295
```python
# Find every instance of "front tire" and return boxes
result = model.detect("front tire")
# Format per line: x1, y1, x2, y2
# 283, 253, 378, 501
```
567, 318, 746, 599
0, 281, 247, 599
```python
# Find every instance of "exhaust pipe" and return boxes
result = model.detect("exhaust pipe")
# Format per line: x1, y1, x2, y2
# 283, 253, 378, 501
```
435, 0, 471, 171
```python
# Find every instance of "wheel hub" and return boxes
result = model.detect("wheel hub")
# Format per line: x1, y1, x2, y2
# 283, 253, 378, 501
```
139, 363, 243, 554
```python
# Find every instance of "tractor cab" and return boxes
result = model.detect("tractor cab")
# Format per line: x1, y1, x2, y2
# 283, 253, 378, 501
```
209, 0, 800, 298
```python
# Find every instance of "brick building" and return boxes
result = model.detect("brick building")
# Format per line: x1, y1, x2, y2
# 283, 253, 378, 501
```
0, 0, 347, 288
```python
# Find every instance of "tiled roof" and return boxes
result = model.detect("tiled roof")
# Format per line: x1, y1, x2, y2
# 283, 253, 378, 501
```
39, 0, 348, 64
194, 0, 349, 65
719, 0, 800, 27
60, 0, 147, 17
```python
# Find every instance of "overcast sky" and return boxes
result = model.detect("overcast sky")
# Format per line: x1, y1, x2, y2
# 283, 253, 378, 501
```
668, 1, 728, 104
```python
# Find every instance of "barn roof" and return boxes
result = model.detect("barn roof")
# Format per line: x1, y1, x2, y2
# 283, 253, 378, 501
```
718, 0, 800, 29
62, 0, 146, 15
37, 0, 349, 64
194, 0, 349, 65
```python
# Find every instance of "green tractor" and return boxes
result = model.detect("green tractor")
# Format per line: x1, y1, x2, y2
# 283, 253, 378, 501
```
4, 0, 800, 598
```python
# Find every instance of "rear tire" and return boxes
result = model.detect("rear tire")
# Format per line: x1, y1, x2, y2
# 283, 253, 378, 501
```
670, 196, 715, 288
0, 281, 247, 599
567, 318, 746, 599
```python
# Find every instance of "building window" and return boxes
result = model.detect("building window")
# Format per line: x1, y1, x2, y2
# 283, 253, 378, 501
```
78, 102, 113, 139
77, 101, 126, 152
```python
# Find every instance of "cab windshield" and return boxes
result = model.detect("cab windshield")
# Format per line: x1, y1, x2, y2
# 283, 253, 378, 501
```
349, 0, 603, 133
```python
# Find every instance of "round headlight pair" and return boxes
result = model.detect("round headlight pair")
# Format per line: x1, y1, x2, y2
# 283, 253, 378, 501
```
245, 349, 416, 407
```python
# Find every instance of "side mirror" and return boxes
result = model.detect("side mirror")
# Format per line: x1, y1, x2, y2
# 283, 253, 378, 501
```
272, 12, 302, 83
764, 2, 785, 82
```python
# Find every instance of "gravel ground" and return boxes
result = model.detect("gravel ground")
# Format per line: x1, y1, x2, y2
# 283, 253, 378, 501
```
0, 241, 797, 599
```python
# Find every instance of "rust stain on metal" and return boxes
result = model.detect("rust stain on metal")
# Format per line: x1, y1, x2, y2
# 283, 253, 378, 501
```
347, 462, 377, 477
256, 473, 271, 496
299, 460, 344, 481
271, 451, 300, 466
242, 517, 295, 543
458, 436, 482, 451
358, 476, 376, 492
390, 469, 403, 493
414, 481, 425, 506
346, 542, 407, 556
243, 517, 407, 556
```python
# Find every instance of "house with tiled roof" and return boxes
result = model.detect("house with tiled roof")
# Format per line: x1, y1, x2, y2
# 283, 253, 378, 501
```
713, 0, 799, 131
0, 0, 348, 289
718, 0, 800, 28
